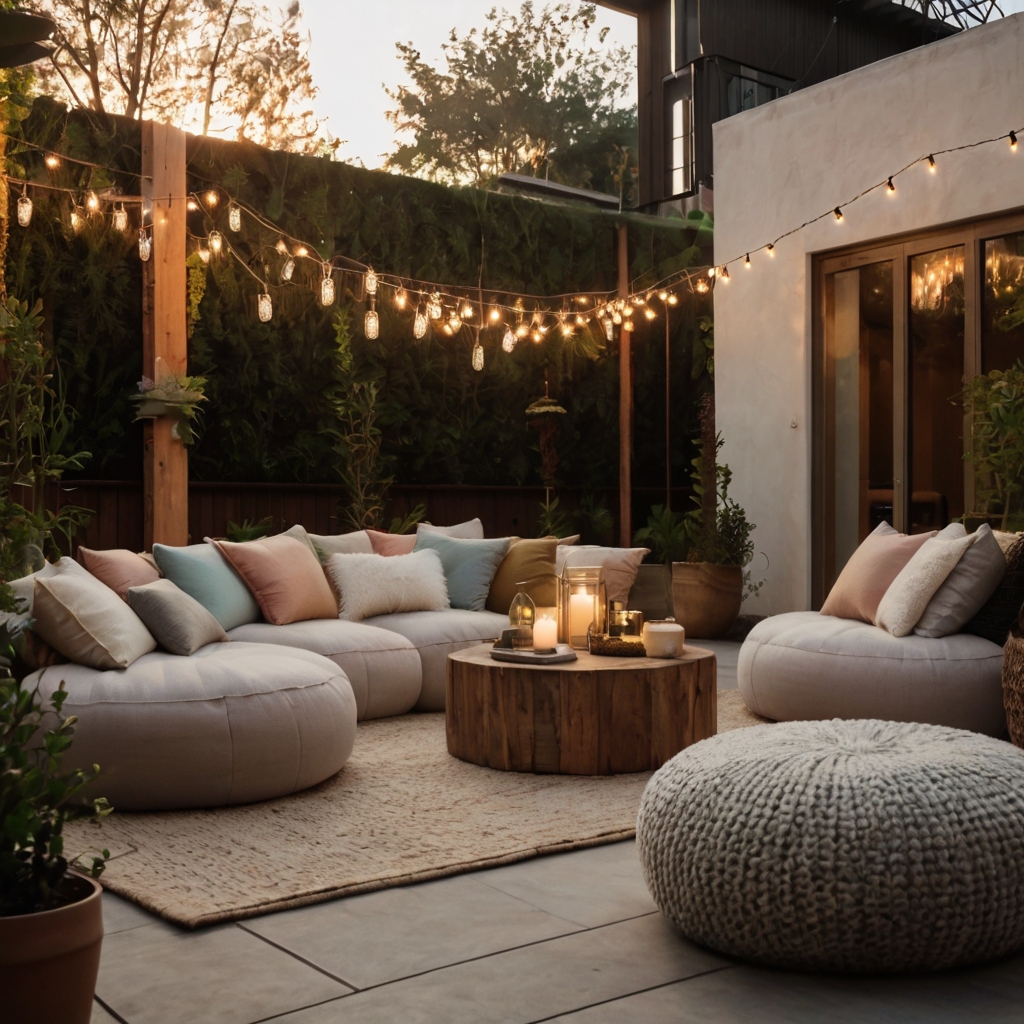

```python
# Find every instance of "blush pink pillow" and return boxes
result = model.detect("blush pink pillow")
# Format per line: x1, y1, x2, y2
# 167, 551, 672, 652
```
77, 547, 161, 601
820, 523, 936, 624
367, 530, 417, 557
212, 535, 337, 625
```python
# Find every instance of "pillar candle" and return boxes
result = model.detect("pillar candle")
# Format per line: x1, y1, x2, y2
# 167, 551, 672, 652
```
569, 592, 596, 640
534, 615, 558, 650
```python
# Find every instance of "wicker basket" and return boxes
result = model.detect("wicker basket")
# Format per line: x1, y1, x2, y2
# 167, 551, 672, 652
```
1002, 633, 1024, 748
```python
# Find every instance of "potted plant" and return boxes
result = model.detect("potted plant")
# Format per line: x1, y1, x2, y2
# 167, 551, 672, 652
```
0, 614, 111, 1024
131, 370, 207, 445
668, 395, 762, 638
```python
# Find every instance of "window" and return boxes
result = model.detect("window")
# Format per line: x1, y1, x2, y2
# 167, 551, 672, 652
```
665, 71, 693, 197
725, 73, 784, 117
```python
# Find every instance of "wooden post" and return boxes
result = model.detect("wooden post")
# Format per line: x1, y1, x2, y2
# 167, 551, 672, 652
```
618, 223, 632, 547
141, 121, 188, 549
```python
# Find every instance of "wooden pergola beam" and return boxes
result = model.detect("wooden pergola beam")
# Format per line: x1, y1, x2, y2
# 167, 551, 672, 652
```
141, 121, 188, 549
618, 223, 632, 547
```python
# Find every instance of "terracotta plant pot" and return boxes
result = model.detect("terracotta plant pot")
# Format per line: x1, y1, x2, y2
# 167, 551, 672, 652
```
671, 562, 743, 639
0, 874, 104, 1024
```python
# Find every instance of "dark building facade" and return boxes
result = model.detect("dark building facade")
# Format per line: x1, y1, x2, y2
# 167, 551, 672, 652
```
600, 0, 979, 213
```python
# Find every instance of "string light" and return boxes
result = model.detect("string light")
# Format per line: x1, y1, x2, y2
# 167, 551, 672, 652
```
258, 292, 273, 322
531, 327, 542, 343
560, 320, 573, 337
695, 278, 709, 294
205, 190, 218, 206
448, 312, 463, 335
887, 176, 896, 194
70, 206, 84, 233
17, 187, 32, 227
745, 254, 751, 268
834, 207, 843, 222
228, 204, 242, 232
112, 204, 128, 232
461, 302, 474, 319
612, 311, 622, 324
44, 153, 59, 169
395, 289, 408, 310
719, 266, 730, 282
667, 293, 678, 305
707, 267, 716, 279
428, 293, 443, 320
644, 306, 656, 320
281, 258, 295, 282
320, 268, 335, 307
502, 326, 516, 352
472, 341, 484, 371
622, 319, 635, 332
365, 304, 379, 340
198, 246, 211, 264
516, 322, 529, 339
658, 290, 668, 301
275, 239, 289, 254
927, 154, 937, 173
209, 230, 223, 255
295, 245, 308, 258
365, 268, 378, 295
1010, 130, 1018, 151
602, 318, 614, 341
187, 199, 199, 212
766, 244, 775, 257
413, 307, 428, 339
85, 191, 100, 213
138, 228, 151, 261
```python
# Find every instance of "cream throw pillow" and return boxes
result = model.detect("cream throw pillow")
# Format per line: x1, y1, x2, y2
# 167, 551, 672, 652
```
325, 549, 450, 621
32, 570, 157, 669
875, 527, 976, 637
556, 545, 649, 605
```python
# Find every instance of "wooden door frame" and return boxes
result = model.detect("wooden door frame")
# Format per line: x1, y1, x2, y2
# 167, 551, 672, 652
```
811, 208, 1024, 607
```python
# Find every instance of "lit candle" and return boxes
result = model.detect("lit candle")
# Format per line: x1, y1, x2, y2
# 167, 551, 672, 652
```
569, 592, 596, 641
534, 615, 558, 650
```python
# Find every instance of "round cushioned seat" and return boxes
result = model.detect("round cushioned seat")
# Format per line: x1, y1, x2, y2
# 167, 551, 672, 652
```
27, 642, 357, 811
637, 719, 1024, 973
738, 611, 1006, 736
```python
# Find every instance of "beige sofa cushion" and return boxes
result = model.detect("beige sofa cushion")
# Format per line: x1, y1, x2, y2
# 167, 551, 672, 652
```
127, 579, 229, 656
77, 547, 160, 600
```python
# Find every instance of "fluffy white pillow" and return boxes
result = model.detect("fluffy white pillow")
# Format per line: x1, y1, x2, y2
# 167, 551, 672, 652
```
556, 545, 649, 605
875, 526, 976, 637
417, 518, 485, 540
325, 549, 450, 621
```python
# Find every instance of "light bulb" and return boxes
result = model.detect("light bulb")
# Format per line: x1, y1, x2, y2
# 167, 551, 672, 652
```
576, 295, 589, 306
187, 199, 199, 212
516, 323, 529, 339
276, 239, 289, 254
1011, 130, 1018, 151
86, 191, 100, 213
442, 323, 453, 337
696, 279, 709, 294
461, 302, 474, 319
720, 266, 731, 282
365, 268, 378, 295
658, 290, 668, 301
623, 304, 633, 316
395, 289, 408, 309
281, 258, 295, 282
603, 318, 614, 342
17, 192, 32, 227
45, 154, 59, 169
502, 327, 516, 352
886, 176, 896, 194
612, 311, 622, 325
766, 244, 775, 257
205, 190, 218, 206
927, 154, 936, 173
428, 294, 443, 320
320, 274, 335, 307
560, 322, 573, 337
623, 319, 635, 332
472, 342, 484, 371
209, 230, 223, 255
228, 204, 242, 231
644, 307, 656, 320
575, 314, 586, 326
708, 267, 716, 279
834, 207, 843, 222
198, 247, 211, 264
294, 246, 308, 258
138, 228, 151, 261
258, 292, 273, 322
112, 204, 128, 232
448, 314, 462, 335
489, 307, 501, 323
667, 293, 678, 305
70, 207, 84, 233
365, 309, 379, 339
531, 329, 542, 343
414, 310, 428, 339
744, 254, 751, 268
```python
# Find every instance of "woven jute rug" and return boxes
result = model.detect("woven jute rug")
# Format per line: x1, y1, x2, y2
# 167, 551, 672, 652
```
68, 691, 768, 929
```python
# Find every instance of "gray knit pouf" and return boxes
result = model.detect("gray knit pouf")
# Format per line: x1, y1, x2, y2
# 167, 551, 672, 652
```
636, 719, 1024, 973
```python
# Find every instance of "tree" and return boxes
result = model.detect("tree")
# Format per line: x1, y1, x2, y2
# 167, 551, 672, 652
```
385, 2, 637, 197
25, 0, 325, 152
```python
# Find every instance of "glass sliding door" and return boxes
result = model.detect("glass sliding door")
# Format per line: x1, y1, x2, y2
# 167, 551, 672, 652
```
983, 231, 1024, 372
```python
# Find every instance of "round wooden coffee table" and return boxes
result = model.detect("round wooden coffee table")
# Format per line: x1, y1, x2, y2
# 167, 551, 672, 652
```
446, 644, 717, 775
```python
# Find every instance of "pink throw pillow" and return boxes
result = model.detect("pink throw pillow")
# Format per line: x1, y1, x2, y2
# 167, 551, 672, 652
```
212, 535, 338, 625
367, 530, 417, 557
820, 524, 936, 624
77, 547, 161, 601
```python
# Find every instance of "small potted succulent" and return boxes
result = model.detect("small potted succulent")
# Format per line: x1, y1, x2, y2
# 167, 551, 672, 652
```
0, 613, 111, 1024
131, 371, 207, 445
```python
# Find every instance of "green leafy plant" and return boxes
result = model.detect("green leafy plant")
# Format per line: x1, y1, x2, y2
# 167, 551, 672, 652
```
131, 372, 208, 446
964, 362, 1024, 531
0, 619, 111, 917
634, 504, 689, 564
225, 516, 272, 542
388, 503, 427, 535
537, 493, 572, 538
574, 491, 613, 545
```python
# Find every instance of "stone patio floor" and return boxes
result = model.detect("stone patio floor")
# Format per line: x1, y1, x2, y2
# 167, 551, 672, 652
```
90, 641, 1024, 1023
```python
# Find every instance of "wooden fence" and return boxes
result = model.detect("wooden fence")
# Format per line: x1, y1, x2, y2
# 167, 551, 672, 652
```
46, 480, 692, 553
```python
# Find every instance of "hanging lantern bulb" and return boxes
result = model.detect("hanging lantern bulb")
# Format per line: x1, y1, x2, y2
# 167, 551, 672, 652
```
834, 207, 844, 222
187, 199, 200, 212
461, 301, 474, 319
138, 228, 152, 261
112, 204, 128, 233
428, 293, 443, 320
927, 154, 937, 173
560, 321, 573, 337
472, 341, 484, 371
622, 303, 634, 317
198, 246, 211, 264
395, 289, 408, 310
442, 323, 454, 337
744, 253, 752, 268
603, 317, 614, 342
634, 295, 646, 306
644, 307, 657, 320
696, 279, 709, 294
531, 328, 542, 343
612, 311, 622, 325
575, 314, 586, 327
413, 307, 428, 339
766, 244, 776, 257
1010, 130, 1018, 151
489, 306, 501, 323
228, 203, 242, 231
281, 258, 295, 282
320, 269, 336, 307
516, 322, 529, 339
70, 206, 84, 233
258, 292, 273, 322
886, 176, 896, 194
622, 318, 635, 332
209, 230, 223, 255
17, 188, 32, 227
205, 190, 218, 207
364, 307, 379, 340
720, 266, 731, 282
365, 268, 378, 295
276, 238, 289, 254
85, 191, 100, 213
502, 326, 516, 352
708, 267, 717, 279
576, 295, 589, 306
45, 153, 60, 169
448, 312, 463, 335
658, 290, 668, 301
667, 292, 678, 306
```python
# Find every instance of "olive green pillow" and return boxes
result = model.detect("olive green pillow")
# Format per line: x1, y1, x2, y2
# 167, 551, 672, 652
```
486, 538, 558, 615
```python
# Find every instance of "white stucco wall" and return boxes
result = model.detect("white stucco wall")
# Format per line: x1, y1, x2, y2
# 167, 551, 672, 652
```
713, 13, 1024, 615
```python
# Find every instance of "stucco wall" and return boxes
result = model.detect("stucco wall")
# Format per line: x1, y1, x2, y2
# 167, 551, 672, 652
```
713, 13, 1024, 615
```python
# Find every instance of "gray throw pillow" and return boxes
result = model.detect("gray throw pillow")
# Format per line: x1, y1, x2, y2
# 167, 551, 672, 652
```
914, 524, 1007, 638
127, 578, 229, 656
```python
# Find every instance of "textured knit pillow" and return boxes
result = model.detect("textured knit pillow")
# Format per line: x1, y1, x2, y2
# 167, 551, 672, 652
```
77, 546, 161, 600
915, 524, 1007, 637
153, 542, 261, 631
417, 518, 485, 540
556, 545, 649, 606
325, 550, 450, 621
367, 530, 417, 556
963, 536, 1024, 646
875, 528, 976, 637
127, 578, 229, 655
820, 522, 935, 624
213, 535, 338, 625
413, 532, 510, 611
486, 538, 558, 614
32, 568, 156, 669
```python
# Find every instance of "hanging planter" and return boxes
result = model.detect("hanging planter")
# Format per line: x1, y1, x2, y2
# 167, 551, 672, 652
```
130, 373, 208, 445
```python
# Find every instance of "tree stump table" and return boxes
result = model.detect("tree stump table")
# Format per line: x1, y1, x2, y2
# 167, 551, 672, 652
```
446, 644, 717, 775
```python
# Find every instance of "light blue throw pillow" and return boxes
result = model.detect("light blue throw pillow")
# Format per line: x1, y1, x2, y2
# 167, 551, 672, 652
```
413, 533, 510, 612
152, 542, 260, 631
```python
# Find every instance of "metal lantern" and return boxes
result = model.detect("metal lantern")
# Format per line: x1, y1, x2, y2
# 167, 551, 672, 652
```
228, 203, 242, 232
258, 292, 273, 322
559, 566, 607, 650
17, 191, 32, 227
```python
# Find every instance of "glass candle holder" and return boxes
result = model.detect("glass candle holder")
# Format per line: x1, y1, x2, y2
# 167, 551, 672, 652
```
559, 567, 607, 650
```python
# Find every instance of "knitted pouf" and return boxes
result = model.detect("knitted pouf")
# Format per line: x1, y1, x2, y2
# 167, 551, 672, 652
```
636, 719, 1024, 973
